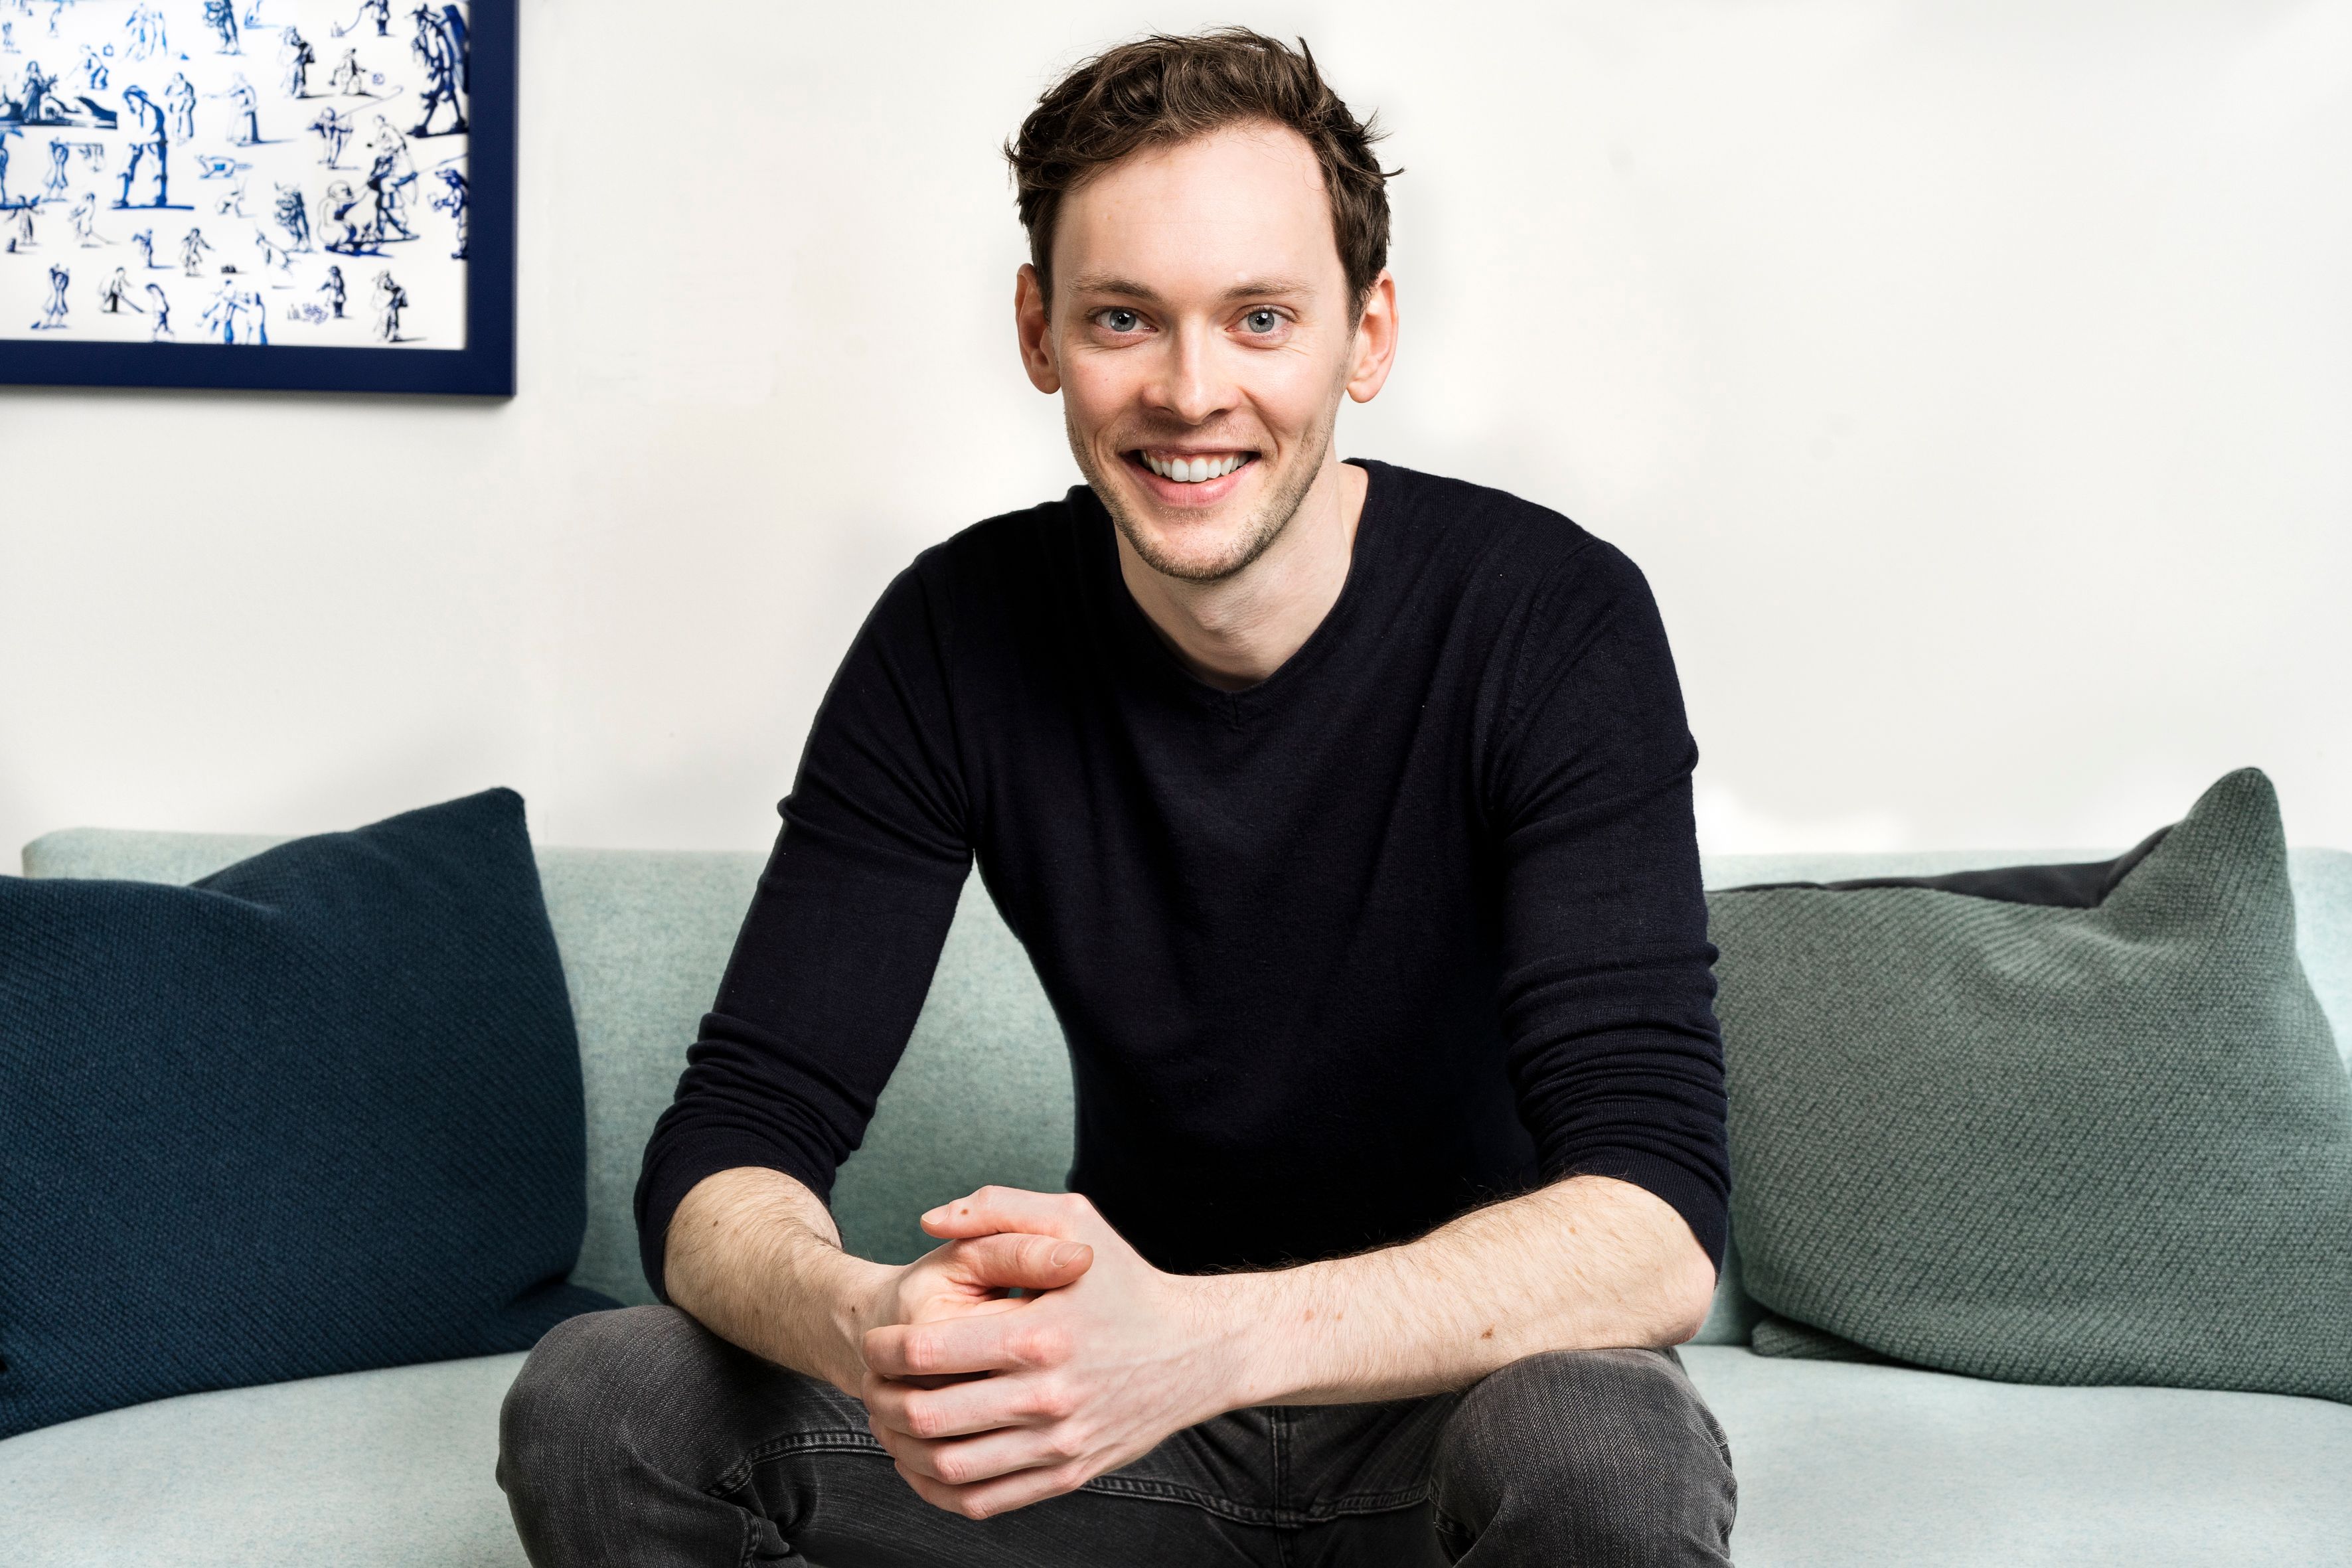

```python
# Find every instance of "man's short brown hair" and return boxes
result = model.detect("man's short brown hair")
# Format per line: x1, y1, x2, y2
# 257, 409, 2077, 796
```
1005, 28, 1394, 309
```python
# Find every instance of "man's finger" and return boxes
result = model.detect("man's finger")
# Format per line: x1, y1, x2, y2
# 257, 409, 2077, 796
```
946, 1232, 1093, 1293
893, 1455, 1087, 1520
864, 1309, 1061, 1381
864, 1365, 1058, 1441
919, 1185, 1082, 1241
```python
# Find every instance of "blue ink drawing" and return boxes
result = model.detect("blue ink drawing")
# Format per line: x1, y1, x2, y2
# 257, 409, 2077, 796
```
1, 0, 471, 350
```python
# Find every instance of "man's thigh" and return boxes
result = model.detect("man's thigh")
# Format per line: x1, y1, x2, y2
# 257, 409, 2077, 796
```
499, 1303, 1289, 1567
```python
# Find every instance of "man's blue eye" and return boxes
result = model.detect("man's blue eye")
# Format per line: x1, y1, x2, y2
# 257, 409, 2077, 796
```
1244, 309, 1280, 333
1102, 309, 1141, 332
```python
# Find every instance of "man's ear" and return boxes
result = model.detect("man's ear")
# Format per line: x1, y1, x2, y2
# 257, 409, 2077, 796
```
1345, 269, 1399, 404
1014, 263, 1059, 394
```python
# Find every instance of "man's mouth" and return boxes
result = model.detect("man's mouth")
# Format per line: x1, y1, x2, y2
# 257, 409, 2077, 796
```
1130, 449, 1257, 485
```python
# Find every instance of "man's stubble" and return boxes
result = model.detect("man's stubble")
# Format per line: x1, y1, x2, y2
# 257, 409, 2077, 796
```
1067, 388, 1341, 587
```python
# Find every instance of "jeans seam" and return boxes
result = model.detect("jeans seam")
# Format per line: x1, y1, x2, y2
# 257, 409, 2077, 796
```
706, 1428, 887, 1498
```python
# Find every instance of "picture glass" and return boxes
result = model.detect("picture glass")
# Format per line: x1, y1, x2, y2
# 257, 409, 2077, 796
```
1, 0, 471, 351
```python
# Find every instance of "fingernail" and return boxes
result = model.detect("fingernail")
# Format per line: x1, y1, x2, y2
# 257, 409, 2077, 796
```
921, 1207, 943, 1223
1050, 1242, 1085, 1266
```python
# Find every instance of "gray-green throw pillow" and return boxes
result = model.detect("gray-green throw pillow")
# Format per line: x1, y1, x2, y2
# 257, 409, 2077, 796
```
1709, 768, 2352, 1401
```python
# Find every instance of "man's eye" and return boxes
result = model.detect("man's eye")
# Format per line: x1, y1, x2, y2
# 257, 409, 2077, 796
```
1242, 309, 1282, 334
1097, 308, 1143, 333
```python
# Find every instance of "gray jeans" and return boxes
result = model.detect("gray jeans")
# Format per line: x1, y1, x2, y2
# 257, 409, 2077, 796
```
498, 1304, 1736, 1567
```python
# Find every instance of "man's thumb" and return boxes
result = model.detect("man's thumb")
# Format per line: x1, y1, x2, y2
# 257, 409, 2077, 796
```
955, 1232, 1094, 1290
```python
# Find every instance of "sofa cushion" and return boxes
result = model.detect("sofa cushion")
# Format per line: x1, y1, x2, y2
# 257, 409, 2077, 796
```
3, 1346, 2343, 1568
1678, 1346, 2352, 1567
0, 1354, 532, 1568
0, 792, 615, 1439
1707, 769, 2352, 1399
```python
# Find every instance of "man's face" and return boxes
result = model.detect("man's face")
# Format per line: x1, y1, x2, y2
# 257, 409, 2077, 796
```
1017, 121, 1388, 584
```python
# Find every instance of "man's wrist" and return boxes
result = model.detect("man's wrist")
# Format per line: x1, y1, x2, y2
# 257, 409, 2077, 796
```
1182, 1267, 1303, 1412
819, 1251, 897, 1395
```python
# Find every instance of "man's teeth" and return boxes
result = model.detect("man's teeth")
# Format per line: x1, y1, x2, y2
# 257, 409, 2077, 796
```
1142, 453, 1249, 483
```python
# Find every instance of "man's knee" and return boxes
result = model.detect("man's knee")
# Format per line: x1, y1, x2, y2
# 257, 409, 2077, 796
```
1430, 1347, 1735, 1559
497, 1304, 719, 1510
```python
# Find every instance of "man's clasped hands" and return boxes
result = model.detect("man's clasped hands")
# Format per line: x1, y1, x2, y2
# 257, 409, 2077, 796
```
856, 1186, 1250, 1521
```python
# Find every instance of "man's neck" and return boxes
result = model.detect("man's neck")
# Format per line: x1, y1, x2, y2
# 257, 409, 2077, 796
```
1113, 457, 1368, 692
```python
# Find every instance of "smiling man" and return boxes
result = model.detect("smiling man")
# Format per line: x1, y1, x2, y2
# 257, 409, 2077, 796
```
500, 29, 1737, 1567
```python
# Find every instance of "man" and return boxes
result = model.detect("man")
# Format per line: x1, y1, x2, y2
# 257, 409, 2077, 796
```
501, 28, 1736, 1567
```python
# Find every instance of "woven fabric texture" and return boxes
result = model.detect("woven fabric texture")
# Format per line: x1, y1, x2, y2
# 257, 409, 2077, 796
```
1709, 768, 2352, 1401
0, 789, 616, 1440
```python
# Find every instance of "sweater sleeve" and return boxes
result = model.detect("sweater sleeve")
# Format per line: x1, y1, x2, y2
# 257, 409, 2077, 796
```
1487, 541, 1730, 1274
633, 562, 974, 1302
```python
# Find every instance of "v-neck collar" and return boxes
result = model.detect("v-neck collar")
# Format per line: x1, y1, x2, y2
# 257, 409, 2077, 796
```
1084, 459, 1387, 720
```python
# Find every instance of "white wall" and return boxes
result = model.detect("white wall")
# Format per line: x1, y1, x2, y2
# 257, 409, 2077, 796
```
4, 0, 2347, 864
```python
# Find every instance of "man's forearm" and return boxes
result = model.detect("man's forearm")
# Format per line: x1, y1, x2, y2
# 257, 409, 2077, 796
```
1209, 1174, 1718, 1407
663, 1166, 894, 1398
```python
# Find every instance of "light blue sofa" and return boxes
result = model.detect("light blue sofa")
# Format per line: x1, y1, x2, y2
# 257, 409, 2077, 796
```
7, 826, 2350, 1565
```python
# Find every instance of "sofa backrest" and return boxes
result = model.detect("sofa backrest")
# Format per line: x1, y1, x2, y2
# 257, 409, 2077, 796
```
23, 829, 2352, 1336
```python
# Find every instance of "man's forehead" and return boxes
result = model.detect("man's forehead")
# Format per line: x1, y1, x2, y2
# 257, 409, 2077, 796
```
1050, 123, 1345, 299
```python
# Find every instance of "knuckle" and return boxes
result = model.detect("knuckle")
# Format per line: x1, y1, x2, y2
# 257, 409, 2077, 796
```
932, 1453, 967, 1485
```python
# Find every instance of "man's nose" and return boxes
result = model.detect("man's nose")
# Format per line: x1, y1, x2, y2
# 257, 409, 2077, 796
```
1147, 323, 1235, 426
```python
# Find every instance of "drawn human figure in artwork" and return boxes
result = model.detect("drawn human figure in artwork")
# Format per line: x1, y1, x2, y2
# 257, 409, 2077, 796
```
361, 117, 414, 242
143, 279, 171, 337
7, 202, 35, 252
200, 275, 240, 340
202, 0, 240, 55
370, 266, 405, 341
116, 84, 168, 208
66, 185, 101, 244
408, 3, 465, 136
163, 72, 196, 142
319, 260, 345, 316
35, 259, 64, 326
0, 129, 11, 204
309, 105, 351, 167
98, 264, 129, 310
74, 42, 104, 93
212, 73, 261, 146
280, 27, 315, 98
319, 177, 364, 251
42, 135, 66, 195
123, 3, 167, 62
2, 24, 16, 56
252, 228, 293, 274
130, 226, 156, 267
11, 58, 50, 120
272, 180, 309, 250
179, 224, 211, 274
327, 46, 370, 97
337, 0, 391, 40
428, 163, 465, 258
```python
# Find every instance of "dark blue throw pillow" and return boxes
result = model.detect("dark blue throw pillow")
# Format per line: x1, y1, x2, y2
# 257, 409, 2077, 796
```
0, 789, 617, 1439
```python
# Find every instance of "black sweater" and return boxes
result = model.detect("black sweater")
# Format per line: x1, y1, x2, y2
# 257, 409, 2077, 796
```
636, 461, 1729, 1297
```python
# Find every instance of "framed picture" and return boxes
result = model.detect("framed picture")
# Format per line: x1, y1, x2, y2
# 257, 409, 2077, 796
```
0, 0, 512, 396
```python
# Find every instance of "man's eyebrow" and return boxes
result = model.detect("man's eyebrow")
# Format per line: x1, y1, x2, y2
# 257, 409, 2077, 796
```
1063, 274, 1164, 301
1061, 274, 1319, 302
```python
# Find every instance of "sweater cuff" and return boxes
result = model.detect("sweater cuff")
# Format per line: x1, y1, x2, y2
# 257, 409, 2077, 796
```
1547, 1146, 1728, 1278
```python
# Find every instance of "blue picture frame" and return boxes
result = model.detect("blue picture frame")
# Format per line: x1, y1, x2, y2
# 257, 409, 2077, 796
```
0, 1, 512, 396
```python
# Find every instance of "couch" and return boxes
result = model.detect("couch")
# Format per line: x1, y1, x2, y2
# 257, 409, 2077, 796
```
6, 824, 2349, 1565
